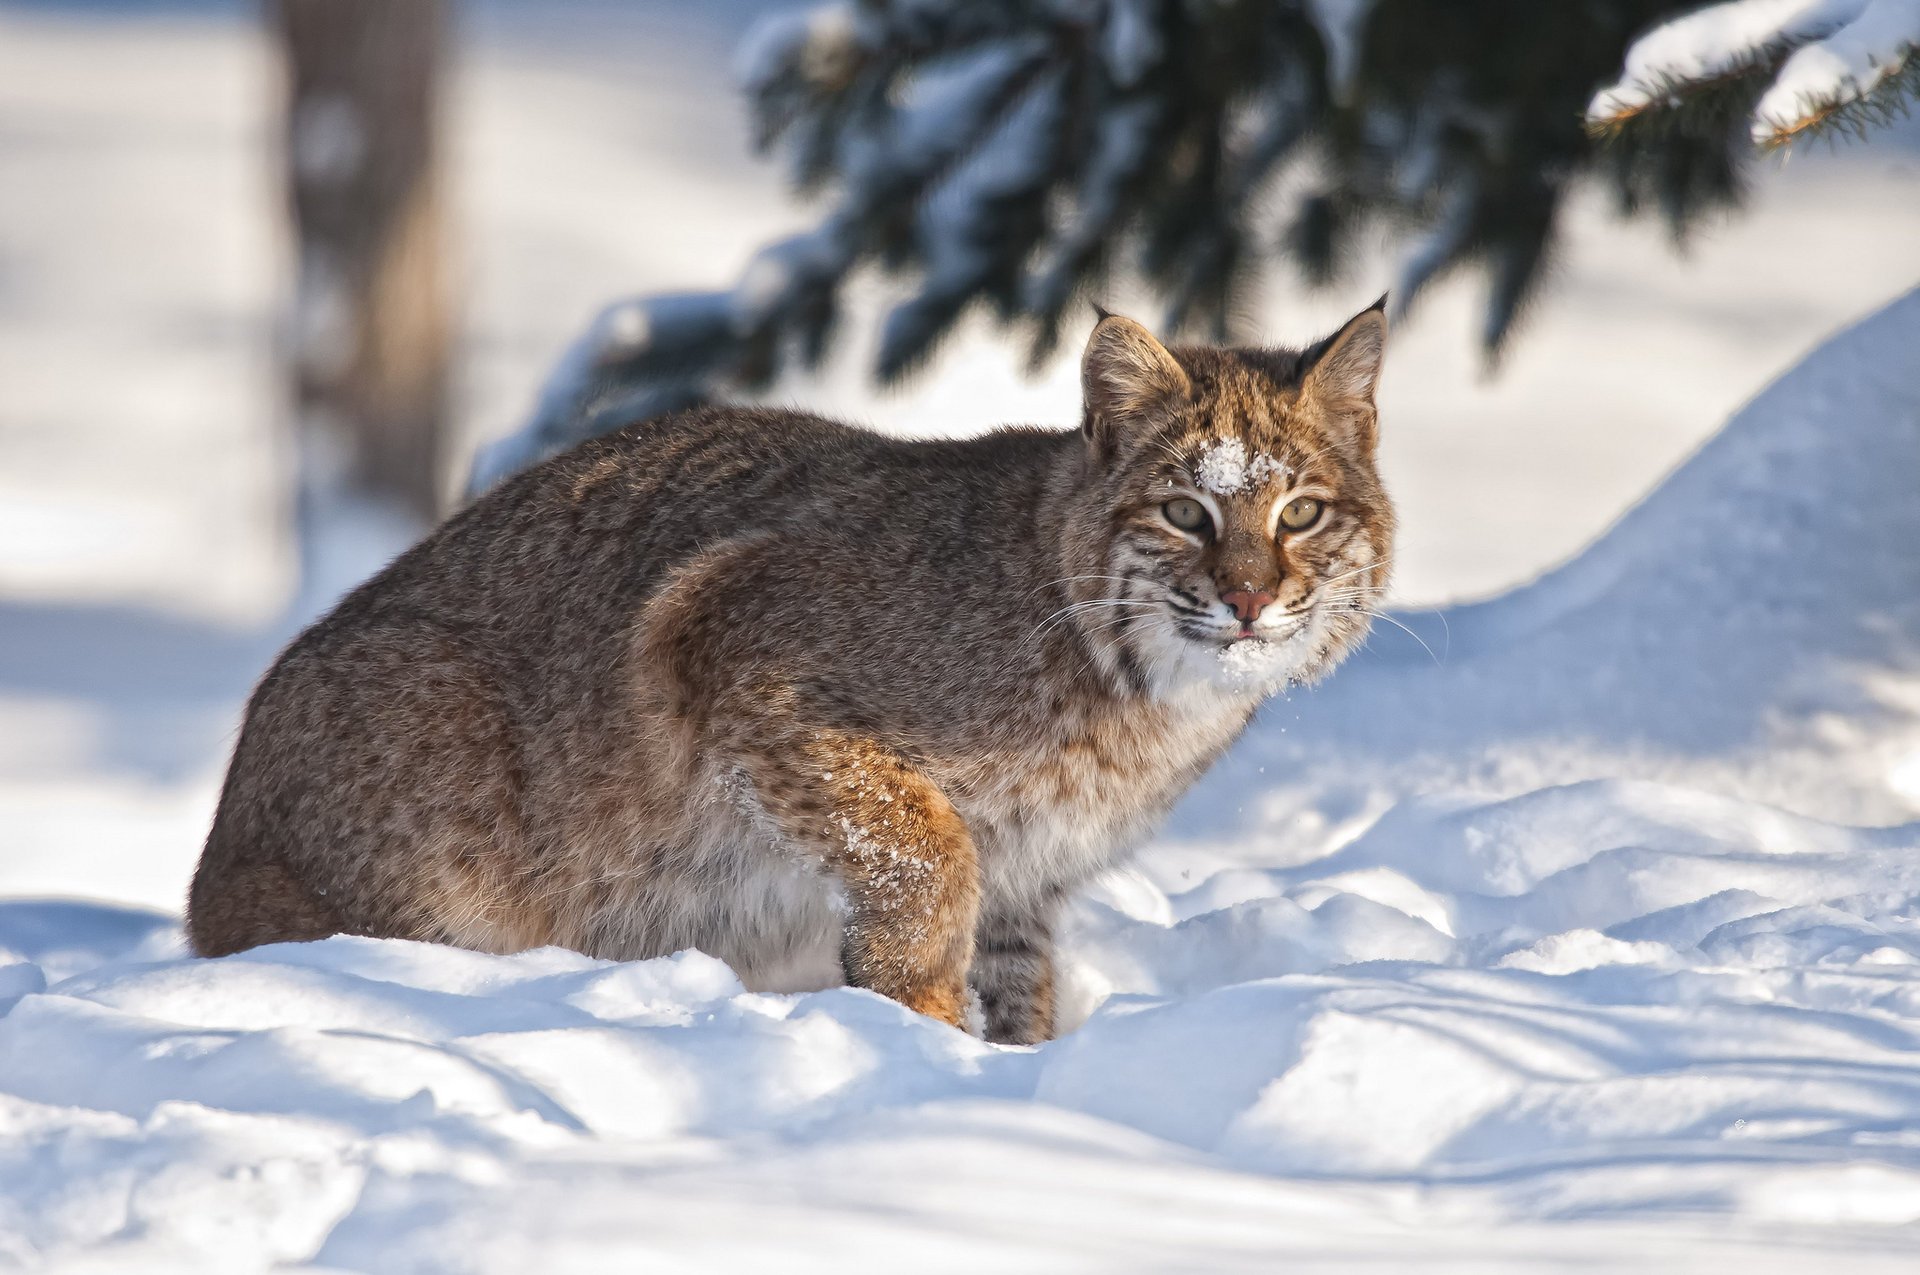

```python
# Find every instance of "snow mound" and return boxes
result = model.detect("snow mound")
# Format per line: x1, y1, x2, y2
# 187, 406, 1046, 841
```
5, 300, 1920, 1266
1170, 284, 1920, 864
7, 770, 1920, 1270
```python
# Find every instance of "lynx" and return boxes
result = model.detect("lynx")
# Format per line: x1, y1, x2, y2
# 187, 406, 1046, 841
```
188, 305, 1395, 1043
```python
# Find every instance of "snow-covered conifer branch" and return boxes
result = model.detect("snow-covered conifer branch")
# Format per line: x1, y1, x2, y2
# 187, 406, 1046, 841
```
1589, 0, 1920, 149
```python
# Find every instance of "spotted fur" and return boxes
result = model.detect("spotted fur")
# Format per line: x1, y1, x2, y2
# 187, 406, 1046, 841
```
188, 305, 1395, 1043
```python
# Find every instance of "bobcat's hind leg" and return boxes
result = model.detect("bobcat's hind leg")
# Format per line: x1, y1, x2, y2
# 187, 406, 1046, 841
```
190, 624, 539, 958
188, 852, 347, 957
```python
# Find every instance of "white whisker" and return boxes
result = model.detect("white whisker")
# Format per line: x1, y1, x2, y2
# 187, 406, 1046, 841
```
1029, 598, 1164, 644
1347, 608, 1444, 666
1030, 574, 1141, 595
1319, 557, 1391, 588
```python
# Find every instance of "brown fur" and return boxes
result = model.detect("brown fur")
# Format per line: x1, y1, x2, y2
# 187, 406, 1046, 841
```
188, 307, 1395, 1043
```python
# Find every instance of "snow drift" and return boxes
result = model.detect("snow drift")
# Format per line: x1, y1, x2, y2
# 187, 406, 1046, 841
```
4, 291, 1920, 1270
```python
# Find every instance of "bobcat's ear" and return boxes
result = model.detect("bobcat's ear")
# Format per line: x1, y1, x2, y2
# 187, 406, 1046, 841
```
1081, 314, 1190, 454
1300, 297, 1387, 449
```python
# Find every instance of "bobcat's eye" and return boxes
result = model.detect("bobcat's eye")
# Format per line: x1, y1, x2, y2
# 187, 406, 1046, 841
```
1162, 498, 1211, 536
1277, 496, 1324, 532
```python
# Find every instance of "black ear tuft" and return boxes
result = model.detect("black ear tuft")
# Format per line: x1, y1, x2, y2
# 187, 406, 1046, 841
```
1090, 300, 1114, 324
1301, 300, 1388, 411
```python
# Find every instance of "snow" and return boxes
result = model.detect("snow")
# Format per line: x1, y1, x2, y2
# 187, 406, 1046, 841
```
733, 2, 858, 94
9, 4, 1920, 1268
1101, 0, 1164, 89
1212, 637, 1295, 692
11, 749, 1920, 1268
1589, 0, 1920, 142
1602, 0, 1855, 104
1757, 0, 1920, 140
1192, 438, 1286, 495
1306, 0, 1376, 99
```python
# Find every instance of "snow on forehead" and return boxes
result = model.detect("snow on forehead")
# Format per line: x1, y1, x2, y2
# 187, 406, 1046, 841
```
1193, 438, 1287, 495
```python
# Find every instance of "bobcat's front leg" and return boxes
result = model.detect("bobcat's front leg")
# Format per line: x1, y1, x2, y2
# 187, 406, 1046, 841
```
973, 899, 1059, 1045
738, 726, 981, 1029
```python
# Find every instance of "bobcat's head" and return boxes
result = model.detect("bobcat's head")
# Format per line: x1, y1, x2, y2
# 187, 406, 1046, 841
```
1064, 302, 1395, 696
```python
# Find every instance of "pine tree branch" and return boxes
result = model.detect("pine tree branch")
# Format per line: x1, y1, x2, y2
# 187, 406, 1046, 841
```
1754, 43, 1919, 145
473, 0, 1747, 492
1589, 0, 1920, 152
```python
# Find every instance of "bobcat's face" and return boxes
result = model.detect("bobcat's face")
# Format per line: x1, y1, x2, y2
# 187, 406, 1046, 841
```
1073, 307, 1395, 697
1114, 422, 1392, 694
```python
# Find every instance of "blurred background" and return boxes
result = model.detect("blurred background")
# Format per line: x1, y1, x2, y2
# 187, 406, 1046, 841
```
2, 0, 1917, 910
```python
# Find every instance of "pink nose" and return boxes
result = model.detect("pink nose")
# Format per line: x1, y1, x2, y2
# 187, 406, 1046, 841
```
1221, 588, 1276, 624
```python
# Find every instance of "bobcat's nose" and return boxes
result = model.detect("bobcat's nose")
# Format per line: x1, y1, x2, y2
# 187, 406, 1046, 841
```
1221, 588, 1276, 624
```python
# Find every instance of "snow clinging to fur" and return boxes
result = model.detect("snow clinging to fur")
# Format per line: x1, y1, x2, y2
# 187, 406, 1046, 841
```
1194, 439, 1286, 495
1214, 636, 1294, 691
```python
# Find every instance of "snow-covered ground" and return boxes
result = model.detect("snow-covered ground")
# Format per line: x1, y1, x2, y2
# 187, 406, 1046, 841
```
5, 2, 1920, 1269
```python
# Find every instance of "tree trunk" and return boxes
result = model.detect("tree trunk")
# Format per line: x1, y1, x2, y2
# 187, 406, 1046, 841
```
274, 0, 450, 522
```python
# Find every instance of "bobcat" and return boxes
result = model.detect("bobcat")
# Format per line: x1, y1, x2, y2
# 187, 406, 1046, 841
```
188, 304, 1395, 1044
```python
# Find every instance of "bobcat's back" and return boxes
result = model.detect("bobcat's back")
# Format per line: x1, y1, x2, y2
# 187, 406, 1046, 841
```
190, 408, 1087, 969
